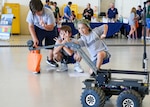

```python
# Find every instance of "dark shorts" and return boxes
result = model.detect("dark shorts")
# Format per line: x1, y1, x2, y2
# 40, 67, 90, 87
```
92, 51, 111, 66
61, 53, 76, 64
34, 26, 58, 49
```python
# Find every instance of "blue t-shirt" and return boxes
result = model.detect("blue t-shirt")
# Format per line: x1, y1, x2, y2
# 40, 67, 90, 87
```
107, 8, 118, 19
63, 5, 72, 20
128, 12, 135, 26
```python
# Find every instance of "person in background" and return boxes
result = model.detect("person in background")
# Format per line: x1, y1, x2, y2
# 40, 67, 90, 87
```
71, 10, 76, 21
107, 2, 118, 22
136, 5, 143, 39
146, 0, 150, 39
44, 0, 51, 9
77, 19, 110, 77
82, 3, 94, 21
137, 5, 143, 21
53, 2, 61, 23
63, 1, 72, 22
26, 0, 59, 73
50, 1, 55, 12
53, 25, 84, 73
127, 7, 138, 39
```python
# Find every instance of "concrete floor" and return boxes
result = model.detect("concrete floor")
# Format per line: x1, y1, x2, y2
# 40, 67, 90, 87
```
0, 35, 150, 107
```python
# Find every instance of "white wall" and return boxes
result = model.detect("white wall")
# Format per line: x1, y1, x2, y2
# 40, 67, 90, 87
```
115, 0, 145, 18
51, 0, 99, 14
4, 0, 99, 34
4, 0, 99, 14
3, 0, 147, 34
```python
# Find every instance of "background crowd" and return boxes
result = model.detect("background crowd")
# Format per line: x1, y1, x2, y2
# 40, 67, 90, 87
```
26, 0, 150, 74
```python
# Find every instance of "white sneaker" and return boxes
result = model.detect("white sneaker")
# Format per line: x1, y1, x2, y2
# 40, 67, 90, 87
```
56, 63, 68, 72
74, 62, 84, 73
141, 36, 144, 40
32, 71, 40, 74
146, 36, 150, 40
127, 35, 131, 39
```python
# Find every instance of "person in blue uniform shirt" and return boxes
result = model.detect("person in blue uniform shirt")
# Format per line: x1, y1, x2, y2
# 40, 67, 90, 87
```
26, 0, 59, 72
63, 1, 72, 22
107, 3, 118, 22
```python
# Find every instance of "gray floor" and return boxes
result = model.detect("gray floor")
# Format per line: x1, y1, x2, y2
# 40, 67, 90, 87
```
0, 35, 150, 107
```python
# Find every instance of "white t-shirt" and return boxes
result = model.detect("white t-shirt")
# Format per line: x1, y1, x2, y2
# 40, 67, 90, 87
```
26, 7, 56, 29
78, 25, 109, 61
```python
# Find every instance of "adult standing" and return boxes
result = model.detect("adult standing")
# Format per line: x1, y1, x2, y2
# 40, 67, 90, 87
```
26, 0, 59, 71
136, 5, 143, 38
53, 2, 61, 23
71, 10, 76, 21
137, 5, 143, 20
63, 1, 72, 22
82, 3, 94, 21
50, 1, 55, 12
107, 3, 118, 22
44, 0, 51, 9
127, 7, 138, 39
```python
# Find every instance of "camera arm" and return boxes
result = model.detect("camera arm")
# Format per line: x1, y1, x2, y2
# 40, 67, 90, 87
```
27, 40, 98, 75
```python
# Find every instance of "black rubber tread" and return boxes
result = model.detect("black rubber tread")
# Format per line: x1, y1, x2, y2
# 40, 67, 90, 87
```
117, 89, 142, 107
81, 87, 105, 107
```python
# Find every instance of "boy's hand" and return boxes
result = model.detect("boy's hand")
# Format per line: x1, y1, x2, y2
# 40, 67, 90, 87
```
33, 38, 39, 47
54, 37, 62, 44
39, 17, 45, 27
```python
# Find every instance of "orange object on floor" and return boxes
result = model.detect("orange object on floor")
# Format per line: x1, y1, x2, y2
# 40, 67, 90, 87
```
27, 50, 42, 73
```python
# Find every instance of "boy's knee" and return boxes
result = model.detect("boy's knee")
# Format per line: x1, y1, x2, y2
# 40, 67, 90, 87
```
53, 53, 63, 62
97, 51, 106, 59
73, 53, 82, 62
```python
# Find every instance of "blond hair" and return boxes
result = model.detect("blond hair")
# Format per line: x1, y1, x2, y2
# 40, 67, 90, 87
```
131, 7, 136, 16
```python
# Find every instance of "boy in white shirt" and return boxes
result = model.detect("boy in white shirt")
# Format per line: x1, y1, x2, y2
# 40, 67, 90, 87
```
53, 25, 84, 73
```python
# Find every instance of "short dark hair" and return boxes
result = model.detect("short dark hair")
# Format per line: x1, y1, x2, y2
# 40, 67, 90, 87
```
46, 0, 50, 3
138, 5, 141, 8
29, 0, 43, 15
54, 2, 57, 5
60, 25, 72, 34
68, 1, 72, 5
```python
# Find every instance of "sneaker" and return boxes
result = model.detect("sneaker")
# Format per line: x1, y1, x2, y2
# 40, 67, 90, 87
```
127, 35, 131, 39
90, 72, 96, 78
146, 36, 150, 40
46, 57, 59, 67
74, 62, 84, 73
141, 36, 144, 40
32, 71, 40, 74
56, 63, 68, 72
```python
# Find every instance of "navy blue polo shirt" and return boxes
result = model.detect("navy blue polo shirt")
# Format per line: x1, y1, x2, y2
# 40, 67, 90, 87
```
137, 9, 143, 20
107, 8, 118, 19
